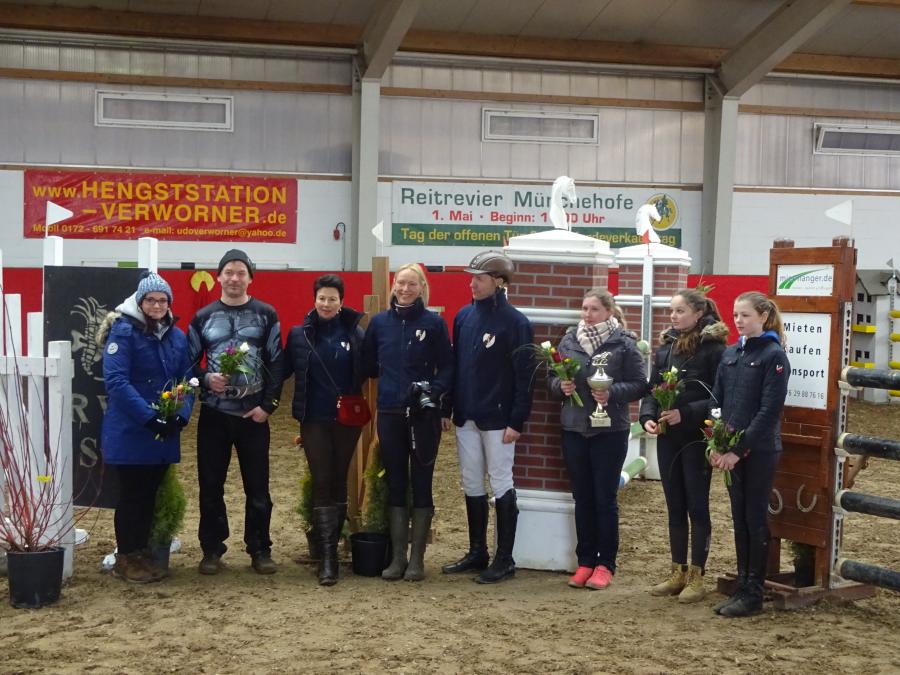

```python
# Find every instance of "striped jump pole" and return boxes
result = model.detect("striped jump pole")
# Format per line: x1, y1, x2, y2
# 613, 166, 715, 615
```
836, 433, 900, 462
837, 559, 900, 593
840, 366, 900, 391
835, 489, 900, 521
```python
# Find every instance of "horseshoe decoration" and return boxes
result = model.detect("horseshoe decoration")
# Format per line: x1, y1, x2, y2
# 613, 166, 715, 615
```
768, 487, 783, 515
796, 484, 818, 513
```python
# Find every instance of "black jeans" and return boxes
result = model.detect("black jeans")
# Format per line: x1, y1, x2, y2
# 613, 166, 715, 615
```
657, 431, 712, 569
302, 422, 362, 507
377, 410, 440, 508
114, 464, 169, 555
727, 450, 781, 582
197, 406, 273, 557
562, 429, 629, 571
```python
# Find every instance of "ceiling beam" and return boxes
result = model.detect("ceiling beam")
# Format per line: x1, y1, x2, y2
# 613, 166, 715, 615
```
1, 5, 899, 81
716, 0, 854, 98
359, 0, 421, 80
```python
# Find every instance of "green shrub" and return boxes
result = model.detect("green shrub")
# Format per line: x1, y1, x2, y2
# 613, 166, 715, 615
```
361, 449, 389, 534
149, 465, 186, 546
296, 462, 314, 533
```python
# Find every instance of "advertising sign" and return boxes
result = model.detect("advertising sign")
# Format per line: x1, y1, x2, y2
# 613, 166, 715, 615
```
391, 181, 682, 247
782, 312, 831, 410
775, 265, 835, 296
24, 169, 298, 243
44, 266, 146, 507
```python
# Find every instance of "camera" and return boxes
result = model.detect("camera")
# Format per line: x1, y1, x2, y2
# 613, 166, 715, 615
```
408, 380, 437, 411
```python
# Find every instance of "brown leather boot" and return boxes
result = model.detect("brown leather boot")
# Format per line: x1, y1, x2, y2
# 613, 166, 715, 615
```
678, 565, 706, 603
112, 553, 156, 584
650, 562, 687, 596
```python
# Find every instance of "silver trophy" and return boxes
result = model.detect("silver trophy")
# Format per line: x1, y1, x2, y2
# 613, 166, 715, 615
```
587, 356, 613, 428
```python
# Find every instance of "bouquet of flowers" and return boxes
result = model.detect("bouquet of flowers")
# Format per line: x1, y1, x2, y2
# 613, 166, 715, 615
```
219, 341, 252, 377
151, 377, 199, 440
540, 340, 583, 407
650, 366, 682, 434
703, 408, 744, 486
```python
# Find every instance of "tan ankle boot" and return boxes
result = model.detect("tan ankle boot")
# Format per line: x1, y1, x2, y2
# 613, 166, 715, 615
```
678, 565, 706, 603
650, 562, 687, 596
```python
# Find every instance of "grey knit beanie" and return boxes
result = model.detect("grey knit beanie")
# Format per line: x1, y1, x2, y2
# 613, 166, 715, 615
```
134, 271, 173, 304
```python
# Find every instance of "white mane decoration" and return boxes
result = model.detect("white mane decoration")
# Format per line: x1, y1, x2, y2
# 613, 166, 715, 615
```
635, 204, 662, 244
550, 176, 577, 230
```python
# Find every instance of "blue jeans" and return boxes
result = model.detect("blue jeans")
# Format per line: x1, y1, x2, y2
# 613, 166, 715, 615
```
562, 429, 629, 571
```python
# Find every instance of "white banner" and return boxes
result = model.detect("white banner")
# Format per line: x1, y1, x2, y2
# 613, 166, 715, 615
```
782, 312, 831, 410
775, 265, 835, 296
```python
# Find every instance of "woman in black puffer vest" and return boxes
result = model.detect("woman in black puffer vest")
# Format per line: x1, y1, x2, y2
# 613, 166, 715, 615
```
639, 289, 728, 604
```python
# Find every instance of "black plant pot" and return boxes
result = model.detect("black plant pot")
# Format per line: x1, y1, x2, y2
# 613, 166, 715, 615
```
7, 546, 65, 609
148, 542, 172, 574
350, 532, 389, 577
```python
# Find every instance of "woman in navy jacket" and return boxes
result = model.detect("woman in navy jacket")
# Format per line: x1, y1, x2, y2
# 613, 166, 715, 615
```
709, 291, 790, 617
549, 289, 647, 591
101, 272, 193, 584
283, 274, 366, 586
639, 289, 728, 603
363, 263, 453, 582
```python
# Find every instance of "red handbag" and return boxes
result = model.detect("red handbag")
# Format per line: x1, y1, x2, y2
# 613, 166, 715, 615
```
336, 394, 372, 427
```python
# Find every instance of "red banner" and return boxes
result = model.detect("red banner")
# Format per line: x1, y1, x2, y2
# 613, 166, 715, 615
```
24, 170, 297, 243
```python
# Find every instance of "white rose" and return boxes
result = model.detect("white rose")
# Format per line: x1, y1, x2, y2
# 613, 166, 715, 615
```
670, 366, 679, 374
711, 408, 721, 420
540, 341, 552, 350
188, 377, 200, 387
239, 342, 251, 353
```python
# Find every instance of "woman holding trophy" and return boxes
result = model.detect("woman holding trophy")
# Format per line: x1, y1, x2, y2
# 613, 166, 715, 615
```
549, 289, 647, 590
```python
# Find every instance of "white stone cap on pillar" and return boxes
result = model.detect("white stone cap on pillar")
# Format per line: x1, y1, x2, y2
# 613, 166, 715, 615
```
504, 230, 614, 266
615, 242, 691, 267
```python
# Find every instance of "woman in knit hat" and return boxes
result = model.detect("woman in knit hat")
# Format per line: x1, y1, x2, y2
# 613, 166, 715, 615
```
99, 271, 195, 583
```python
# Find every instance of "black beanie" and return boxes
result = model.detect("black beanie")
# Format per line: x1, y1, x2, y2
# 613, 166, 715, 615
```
217, 249, 254, 278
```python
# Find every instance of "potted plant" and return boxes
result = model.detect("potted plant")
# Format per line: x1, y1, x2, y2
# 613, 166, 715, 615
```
0, 367, 92, 608
349, 447, 391, 576
295, 461, 319, 560
147, 465, 186, 574
789, 540, 816, 587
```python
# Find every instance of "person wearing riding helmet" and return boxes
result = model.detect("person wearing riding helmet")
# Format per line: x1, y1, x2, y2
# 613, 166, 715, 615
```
442, 251, 534, 585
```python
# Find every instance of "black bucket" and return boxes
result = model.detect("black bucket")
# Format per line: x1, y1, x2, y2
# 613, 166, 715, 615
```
350, 532, 389, 577
7, 546, 65, 609
148, 542, 172, 574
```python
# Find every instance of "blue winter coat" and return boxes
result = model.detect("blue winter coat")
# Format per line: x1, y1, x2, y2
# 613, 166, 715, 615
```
101, 309, 194, 465
362, 298, 453, 412
709, 331, 790, 458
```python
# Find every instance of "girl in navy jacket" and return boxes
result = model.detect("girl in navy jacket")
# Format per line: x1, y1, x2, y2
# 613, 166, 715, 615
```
101, 272, 193, 584
362, 263, 453, 582
709, 291, 790, 617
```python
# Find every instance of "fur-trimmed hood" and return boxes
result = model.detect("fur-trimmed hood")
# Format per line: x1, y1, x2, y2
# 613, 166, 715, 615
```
659, 316, 729, 346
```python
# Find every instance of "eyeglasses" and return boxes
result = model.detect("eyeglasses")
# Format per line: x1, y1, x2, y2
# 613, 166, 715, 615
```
142, 297, 169, 306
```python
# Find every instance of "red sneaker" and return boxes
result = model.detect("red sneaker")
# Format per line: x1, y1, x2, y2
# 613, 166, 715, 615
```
585, 565, 613, 590
568, 566, 594, 588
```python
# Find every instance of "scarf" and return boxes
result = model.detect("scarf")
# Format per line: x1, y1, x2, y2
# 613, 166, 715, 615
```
577, 317, 619, 355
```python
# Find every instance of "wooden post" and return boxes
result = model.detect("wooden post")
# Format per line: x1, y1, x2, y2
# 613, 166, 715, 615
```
346, 257, 390, 530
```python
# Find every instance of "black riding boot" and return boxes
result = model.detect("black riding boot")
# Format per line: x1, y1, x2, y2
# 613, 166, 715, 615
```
315, 506, 340, 586
714, 529, 750, 614
721, 535, 767, 617
475, 490, 518, 584
442, 495, 489, 574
